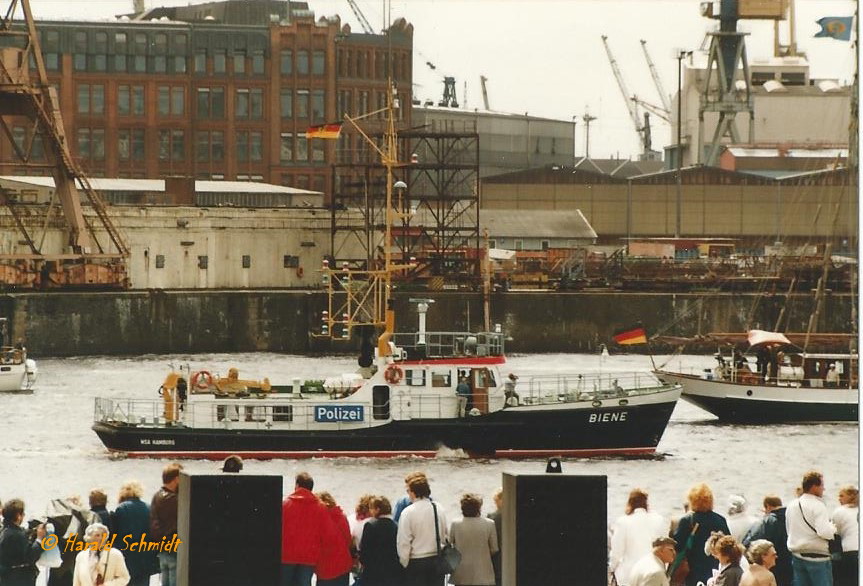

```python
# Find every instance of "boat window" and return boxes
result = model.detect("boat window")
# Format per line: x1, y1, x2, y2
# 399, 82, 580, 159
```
405, 369, 426, 386
475, 368, 495, 388
372, 385, 390, 420
431, 371, 451, 388
273, 405, 293, 422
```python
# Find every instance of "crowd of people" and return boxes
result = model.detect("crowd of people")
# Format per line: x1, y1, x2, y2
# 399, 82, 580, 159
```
609, 471, 858, 586
0, 462, 855, 586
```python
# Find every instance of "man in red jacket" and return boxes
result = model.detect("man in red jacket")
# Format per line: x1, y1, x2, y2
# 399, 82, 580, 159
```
282, 472, 329, 586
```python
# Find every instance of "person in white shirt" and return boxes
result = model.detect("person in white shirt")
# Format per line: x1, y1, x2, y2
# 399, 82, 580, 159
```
609, 489, 670, 586
71, 523, 130, 586
396, 476, 447, 586
830, 485, 858, 586
785, 470, 836, 586
628, 536, 677, 586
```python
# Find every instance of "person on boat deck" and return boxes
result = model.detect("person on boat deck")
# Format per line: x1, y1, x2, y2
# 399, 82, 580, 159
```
825, 365, 840, 388
503, 374, 520, 407
456, 377, 471, 418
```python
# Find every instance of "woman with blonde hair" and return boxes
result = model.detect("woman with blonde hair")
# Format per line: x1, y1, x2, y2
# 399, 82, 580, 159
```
673, 483, 731, 586
831, 485, 859, 586
740, 540, 777, 586
71, 523, 130, 586
111, 481, 153, 586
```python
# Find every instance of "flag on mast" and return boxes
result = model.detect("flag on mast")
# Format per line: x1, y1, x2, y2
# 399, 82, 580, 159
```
613, 325, 648, 345
814, 16, 854, 41
306, 122, 343, 139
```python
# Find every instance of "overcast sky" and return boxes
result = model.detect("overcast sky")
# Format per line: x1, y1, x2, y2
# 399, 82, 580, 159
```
30, 0, 856, 160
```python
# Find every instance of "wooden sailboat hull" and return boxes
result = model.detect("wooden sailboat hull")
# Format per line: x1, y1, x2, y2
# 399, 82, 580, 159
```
654, 371, 858, 423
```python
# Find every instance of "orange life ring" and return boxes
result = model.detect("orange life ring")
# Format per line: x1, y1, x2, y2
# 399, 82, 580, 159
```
191, 371, 213, 390
296, 266, 304, 278
384, 364, 403, 384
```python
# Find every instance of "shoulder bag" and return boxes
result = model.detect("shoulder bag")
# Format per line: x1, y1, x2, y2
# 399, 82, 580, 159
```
798, 501, 841, 560
431, 503, 462, 576
668, 516, 699, 586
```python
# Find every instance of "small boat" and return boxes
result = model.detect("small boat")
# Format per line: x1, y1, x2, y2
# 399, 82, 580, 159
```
654, 330, 858, 423
0, 345, 37, 394
92, 313, 681, 459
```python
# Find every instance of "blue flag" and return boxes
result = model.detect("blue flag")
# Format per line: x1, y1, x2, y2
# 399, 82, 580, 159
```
815, 16, 854, 41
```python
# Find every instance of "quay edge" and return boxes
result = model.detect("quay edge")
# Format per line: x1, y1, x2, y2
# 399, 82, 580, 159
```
1, 290, 853, 357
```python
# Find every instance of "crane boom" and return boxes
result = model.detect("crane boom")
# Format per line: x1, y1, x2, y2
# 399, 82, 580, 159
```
480, 75, 490, 110
346, 0, 375, 34
631, 95, 670, 123
601, 35, 643, 141
640, 39, 672, 113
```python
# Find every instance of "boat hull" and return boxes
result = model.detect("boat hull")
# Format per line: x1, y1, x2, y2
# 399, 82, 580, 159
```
654, 371, 858, 423
0, 364, 34, 394
92, 391, 679, 459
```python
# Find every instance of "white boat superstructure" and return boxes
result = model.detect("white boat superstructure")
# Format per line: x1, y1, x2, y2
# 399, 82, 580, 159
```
0, 346, 37, 393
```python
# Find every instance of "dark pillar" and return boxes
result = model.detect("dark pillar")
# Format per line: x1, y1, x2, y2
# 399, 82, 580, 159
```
502, 472, 607, 586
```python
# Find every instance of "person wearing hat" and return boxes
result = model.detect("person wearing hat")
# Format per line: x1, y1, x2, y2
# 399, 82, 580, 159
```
627, 537, 677, 586
503, 373, 520, 407
726, 495, 758, 541
825, 364, 840, 388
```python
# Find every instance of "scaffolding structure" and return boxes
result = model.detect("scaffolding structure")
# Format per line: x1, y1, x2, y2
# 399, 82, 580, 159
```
330, 122, 481, 288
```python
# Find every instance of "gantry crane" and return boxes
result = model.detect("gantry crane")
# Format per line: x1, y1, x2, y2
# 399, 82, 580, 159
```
0, 0, 129, 288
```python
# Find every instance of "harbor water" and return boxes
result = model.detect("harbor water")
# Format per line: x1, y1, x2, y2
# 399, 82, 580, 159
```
1, 352, 857, 530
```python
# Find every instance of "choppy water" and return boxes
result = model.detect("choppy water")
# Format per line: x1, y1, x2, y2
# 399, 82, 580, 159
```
1, 352, 857, 529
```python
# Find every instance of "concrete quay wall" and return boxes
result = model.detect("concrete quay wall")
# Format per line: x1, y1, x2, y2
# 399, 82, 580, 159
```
1, 290, 853, 357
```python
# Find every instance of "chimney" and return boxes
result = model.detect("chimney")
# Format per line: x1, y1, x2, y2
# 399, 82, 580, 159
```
133, 0, 145, 14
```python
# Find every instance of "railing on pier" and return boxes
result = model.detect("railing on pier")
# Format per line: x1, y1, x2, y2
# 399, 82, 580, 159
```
392, 331, 505, 358
518, 371, 671, 405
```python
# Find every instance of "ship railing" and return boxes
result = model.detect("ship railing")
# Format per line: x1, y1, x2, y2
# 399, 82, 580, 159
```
94, 397, 168, 425
518, 371, 670, 405
392, 331, 505, 358
674, 366, 858, 389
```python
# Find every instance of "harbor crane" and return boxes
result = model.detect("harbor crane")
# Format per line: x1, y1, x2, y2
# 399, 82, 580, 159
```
640, 40, 672, 113
480, 75, 490, 110
601, 35, 654, 158
346, 0, 375, 34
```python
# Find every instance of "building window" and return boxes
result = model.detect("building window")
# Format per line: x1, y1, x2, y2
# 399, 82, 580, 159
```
154, 33, 167, 54
359, 91, 369, 115
514, 240, 523, 251
235, 89, 249, 119
73, 31, 87, 71
297, 134, 308, 162
158, 87, 169, 115
118, 85, 145, 116
233, 52, 245, 75
155, 254, 165, 269
296, 90, 309, 119
134, 32, 147, 54
212, 88, 225, 118
541, 240, 550, 251
195, 131, 209, 162
311, 90, 324, 122
283, 255, 299, 268
77, 84, 105, 115
280, 133, 293, 162
113, 54, 126, 72
132, 55, 146, 73
280, 49, 292, 75
159, 129, 185, 162
194, 51, 206, 74
297, 50, 309, 75
338, 90, 352, 118
196, 88, 210, 118
158, 86, 185, 116
154, 55, 167, 73
118, 129, 131, 161
171, 87, 185, 115
198, 255, 208, 269
212, 131, 224, 162
173, 56, 186, 73
76, 128, 104, 161
280, 90, 293, 119
250, 89, 263, 120
312, 140, 324, 163
312, 50, 325, 75
236, 131, 248, 162
250, 131, 262, 162
213, 50, 226, 74
251, 51, 264, 75
242, 255, 251, 269
130, 128, 145, 160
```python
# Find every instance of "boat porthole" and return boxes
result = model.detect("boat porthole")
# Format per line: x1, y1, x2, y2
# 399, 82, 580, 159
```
746, 390, 753, 396
592, 400, 602, 408
619, 399, 628, 406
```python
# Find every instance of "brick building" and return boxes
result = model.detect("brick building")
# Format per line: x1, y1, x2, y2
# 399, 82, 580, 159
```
0, 0, 413, 196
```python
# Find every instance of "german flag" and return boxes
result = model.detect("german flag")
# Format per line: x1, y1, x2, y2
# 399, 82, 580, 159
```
306, 122, 343, 139
613, 325, 648, 345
